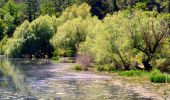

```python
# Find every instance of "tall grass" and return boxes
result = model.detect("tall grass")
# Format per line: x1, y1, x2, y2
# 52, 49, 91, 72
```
118, 69, 170, 83
72, 64, 82, 71
150, 69, 170, 83
96, 65, 116, 72
118, 70, 149, 77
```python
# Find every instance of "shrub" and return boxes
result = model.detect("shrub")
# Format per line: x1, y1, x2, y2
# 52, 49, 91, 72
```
150, 73, 166, 83
73, 64, 82, 71
150, 69, 170, 83
51, 56, 59, 61
76, 52, 92, 70
96, 65, 115, 72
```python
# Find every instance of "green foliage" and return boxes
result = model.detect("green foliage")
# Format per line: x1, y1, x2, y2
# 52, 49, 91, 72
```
3, 20, 31, 57
40, 0, 55, 16
125, 11, 169, 70
53, 0, 80, 16
134, 2, 147, 10
51, 56, 59, 61
0, 35, 7, 54
0, 0, 25, 38
79, 11, 133, 69
96, 65, 115, 72
60, 3, 91, 21
150, 69, 170, 83
119, 70, 148, 77
51, 18, 88, 57
79, 17, 111, 64
72, 64, 82, 71
0, 1, 169, 74
4, 15, 59, 58
50, 3, 92, 57
78, 10, 169, 71
118, 69, 170, 83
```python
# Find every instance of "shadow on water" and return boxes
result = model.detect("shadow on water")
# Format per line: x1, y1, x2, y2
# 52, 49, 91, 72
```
0, 58, 152, 100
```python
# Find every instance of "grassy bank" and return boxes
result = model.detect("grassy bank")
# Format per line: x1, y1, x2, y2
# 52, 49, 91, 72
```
118, 69, 170, 83
72, 64, 170, 83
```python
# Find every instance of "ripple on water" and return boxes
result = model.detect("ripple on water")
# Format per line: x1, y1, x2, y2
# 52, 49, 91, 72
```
0, 59, 154, 100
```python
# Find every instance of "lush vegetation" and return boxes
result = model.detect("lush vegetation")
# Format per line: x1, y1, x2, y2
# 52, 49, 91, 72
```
118, 69, 170, 83
72, 64, 83, 71
0, 0, 170, 83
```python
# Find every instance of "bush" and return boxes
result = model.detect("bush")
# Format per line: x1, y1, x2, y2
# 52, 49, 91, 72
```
150, 69, 170, 83
76, 52, 92, 70
96, 65, 115, 72
51, 56, 59, 61
150, 73, 167, 83
73, 64, 82, 71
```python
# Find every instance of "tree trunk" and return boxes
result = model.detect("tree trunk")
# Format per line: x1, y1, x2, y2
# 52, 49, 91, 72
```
112, 0, 119, 11
124, 63, 130, 70
142, 60, 152, 71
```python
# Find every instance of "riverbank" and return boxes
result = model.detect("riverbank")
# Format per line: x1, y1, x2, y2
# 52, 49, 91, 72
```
109, 75, 170, 100
69, 63, 170, 100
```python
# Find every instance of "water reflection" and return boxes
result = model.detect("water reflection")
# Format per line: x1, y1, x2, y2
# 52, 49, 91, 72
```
0, 58, 151, 100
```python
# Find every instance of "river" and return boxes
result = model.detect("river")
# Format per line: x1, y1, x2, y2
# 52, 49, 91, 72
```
0, 58, 160, 100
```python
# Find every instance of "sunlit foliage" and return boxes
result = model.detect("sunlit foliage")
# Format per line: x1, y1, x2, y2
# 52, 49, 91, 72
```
0, 0, 25, 36
4, 15, 60, 58
0, 2, 169, 72
51, 18, 87, 56
60, 3, 91, 21
125, 11, 169, 71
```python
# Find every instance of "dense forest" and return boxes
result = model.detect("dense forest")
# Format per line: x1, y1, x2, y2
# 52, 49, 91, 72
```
0, 0, 169, 73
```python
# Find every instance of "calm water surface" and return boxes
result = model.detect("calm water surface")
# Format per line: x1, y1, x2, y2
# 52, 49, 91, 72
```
0, 58, 152, 100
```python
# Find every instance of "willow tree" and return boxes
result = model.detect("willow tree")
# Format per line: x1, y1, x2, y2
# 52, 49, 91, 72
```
103, 12, 133, 70
126, 11, 169, 71
51, 18, 87, 57
51, 3, 92, 57
4, 15, 59, 58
